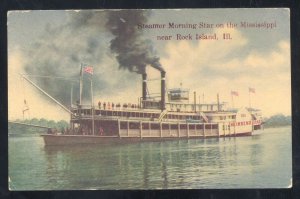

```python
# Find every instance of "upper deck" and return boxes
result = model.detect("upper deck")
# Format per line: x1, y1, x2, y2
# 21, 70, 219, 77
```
70, 101, 237, 124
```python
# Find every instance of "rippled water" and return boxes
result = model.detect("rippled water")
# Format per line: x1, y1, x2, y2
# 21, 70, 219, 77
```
8, 126, 292, 190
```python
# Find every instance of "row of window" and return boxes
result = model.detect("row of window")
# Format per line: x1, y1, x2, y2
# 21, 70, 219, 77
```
74, 109, 201, 121
222, 125, 231, 131
169, 104, 219, 111
120, 122, 218, 130
208, 115, 236, 120
230, 121, 252, 126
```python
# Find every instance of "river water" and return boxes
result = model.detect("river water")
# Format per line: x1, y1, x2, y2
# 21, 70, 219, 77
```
8, 126, 292, 190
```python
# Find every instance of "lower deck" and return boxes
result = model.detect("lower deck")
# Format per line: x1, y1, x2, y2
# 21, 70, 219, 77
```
44, 118, 257, 146
63, 118, 254, 139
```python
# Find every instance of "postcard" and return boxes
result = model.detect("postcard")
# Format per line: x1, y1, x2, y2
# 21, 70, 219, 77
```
8, 9, 291, 190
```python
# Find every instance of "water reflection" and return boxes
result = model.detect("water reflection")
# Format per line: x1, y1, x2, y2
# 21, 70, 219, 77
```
41, 136, 266, 189
9, 127, 291, 190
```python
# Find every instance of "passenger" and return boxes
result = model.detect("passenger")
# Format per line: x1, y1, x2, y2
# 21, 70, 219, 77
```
107, 102, 111, 110
112, 103, 115, 110
98, 127, 104, 136
98, 101, 101, 109
103, 102, 106, 110
47, 128, 52, 134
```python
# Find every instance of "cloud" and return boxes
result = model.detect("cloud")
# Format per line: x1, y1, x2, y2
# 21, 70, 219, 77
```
8, 49, 70, 121
158, 27, 290, 116
8, 11, 290, 119
8, 11, 156, 120
157, 27, 248, 95
12, 11, 145, 106
240, 40, 289, 71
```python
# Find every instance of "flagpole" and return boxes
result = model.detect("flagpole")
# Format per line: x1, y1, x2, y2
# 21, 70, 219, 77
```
249, 89, 251, 110
91, 76, 95, 136
79, 63, 83, 105
71, 83, 73, 106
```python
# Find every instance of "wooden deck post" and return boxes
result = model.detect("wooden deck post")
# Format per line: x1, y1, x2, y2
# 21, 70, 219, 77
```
234, 122, 236, 136
127, 121, 129, 137
160, 123, 162, 138
140, 121, 142, 139
187, 123, 189, 138
118, 119, 121, 138
149, 122, 151, 137
178, 123, 180, 138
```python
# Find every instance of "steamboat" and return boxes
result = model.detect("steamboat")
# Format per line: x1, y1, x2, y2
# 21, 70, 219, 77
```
38, 68, 263, 146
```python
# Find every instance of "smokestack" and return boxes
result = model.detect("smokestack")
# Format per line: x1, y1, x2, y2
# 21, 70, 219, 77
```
142, 73, 147, 100
161, 71, 166, 111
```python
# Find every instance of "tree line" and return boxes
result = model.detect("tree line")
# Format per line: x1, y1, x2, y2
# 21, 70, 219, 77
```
9, 118, 69, 134
263, 114, 291, 128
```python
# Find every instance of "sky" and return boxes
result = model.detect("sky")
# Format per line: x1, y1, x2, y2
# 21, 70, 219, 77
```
7, 9, 291, 121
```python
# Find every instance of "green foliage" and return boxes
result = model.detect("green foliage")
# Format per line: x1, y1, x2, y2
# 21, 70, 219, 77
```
8, 118, 69, 135
264, 114, 291, 128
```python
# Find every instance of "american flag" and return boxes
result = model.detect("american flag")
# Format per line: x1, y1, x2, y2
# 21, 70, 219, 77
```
231, 91, 239, 96
249, 87, 255, 93
83, 66, 93, 75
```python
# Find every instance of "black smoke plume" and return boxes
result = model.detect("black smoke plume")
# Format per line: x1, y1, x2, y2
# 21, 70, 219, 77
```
22, 10, 162, 107
106, 10, 164, 74
23, 11, 137, 106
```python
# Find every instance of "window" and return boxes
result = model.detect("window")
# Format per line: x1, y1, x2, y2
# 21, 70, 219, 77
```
196, 124, 203, 129
189, 124, 195, 129
129, 122, 139, 129
180, 124, 187, 129
120, 122, 128, 129
205, 124, 212, 129
171, 124, 178, 130
162, 124, 169, 130
151, 123, 160, 130
142, 123, 149, 130
212, 124, 218, 129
